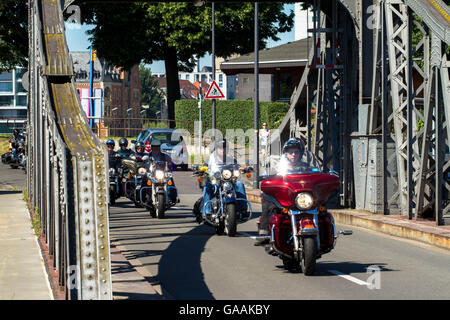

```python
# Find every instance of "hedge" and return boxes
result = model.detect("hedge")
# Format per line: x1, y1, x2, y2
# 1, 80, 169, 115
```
175, 99, 289, 135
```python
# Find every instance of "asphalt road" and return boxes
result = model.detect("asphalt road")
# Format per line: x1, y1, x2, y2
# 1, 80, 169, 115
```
0, 162, 26, 190
3, 162, 449, 299
109, 171, 450, 300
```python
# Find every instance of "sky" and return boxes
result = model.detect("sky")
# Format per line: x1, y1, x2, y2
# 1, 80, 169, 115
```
65, 3, 295, 74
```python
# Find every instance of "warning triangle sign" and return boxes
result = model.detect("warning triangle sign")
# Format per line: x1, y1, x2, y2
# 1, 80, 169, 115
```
204, 80, 225, 99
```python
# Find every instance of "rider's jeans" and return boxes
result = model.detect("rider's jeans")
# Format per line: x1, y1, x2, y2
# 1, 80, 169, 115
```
201, 180, 248, 215
167, 182, 177, 203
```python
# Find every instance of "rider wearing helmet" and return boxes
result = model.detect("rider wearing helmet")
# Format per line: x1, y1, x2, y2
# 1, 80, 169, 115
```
148, 138, 178, 204
130, 141, 149, 162
106, 139, 116, 156
117, 138, 132, 159
255, 137, 321, 245
198, 139, 250, 223
277, 138, 321, 174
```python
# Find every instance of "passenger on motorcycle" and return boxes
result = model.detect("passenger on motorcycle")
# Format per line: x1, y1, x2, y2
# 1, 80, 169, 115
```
200, 139, 249, 221
117, 138, 133, 159
148, 139, 178, 204
130, 141, 149, 162
255, 138, 321, 245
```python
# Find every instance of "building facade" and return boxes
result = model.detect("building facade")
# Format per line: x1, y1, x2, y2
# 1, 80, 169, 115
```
71, 52, 141, 137
0, 67, 27, 133
220, 38, 309, 102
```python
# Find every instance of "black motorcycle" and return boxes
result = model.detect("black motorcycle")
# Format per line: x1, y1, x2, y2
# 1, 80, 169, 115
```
139, 160, 178, 219
122, 158, 148, 208
108, 156, 121, 205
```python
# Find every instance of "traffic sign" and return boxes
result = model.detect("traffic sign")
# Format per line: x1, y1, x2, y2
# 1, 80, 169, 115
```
204, 80, 225, 99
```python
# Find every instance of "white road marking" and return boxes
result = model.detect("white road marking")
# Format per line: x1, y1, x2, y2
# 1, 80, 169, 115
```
328, 270, 369, 286
239, 232, 370, 287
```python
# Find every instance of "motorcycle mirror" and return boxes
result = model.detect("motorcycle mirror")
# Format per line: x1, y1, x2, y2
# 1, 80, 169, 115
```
339, 230, 353, 235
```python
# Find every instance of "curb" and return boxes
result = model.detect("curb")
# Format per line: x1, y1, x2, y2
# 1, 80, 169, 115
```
329, 210, 450, 251
245, 190, 450, 251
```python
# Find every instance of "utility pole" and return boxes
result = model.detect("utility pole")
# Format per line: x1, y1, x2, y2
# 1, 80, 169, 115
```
211, 2, 216, 143
253, 2, 260, 188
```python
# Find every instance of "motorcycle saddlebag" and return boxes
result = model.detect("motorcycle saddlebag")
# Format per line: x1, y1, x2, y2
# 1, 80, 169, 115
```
318, 211, 335, 251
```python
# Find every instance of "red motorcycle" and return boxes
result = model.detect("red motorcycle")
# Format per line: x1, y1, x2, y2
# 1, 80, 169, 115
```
258, 165, 348, 276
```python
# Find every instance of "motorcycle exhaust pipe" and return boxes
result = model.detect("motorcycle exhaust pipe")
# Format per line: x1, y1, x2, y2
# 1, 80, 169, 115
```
339, 230, 353, 235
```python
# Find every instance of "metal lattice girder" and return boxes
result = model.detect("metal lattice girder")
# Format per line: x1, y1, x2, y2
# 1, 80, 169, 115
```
385, 0, 421, 217
26, 0, 113, 299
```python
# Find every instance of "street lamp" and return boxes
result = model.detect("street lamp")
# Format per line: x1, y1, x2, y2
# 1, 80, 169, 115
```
111, 107, 118, 136
126, 108, 132, 137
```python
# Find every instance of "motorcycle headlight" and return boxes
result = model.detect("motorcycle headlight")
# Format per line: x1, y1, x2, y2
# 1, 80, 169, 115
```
211, 177, 217, 185
233, 169, 240, 178
138, 167, 147, 175
214, 171, 221, 179
295, 192, 314, 210
155, 170, 165, 180
222, 169, 232, 180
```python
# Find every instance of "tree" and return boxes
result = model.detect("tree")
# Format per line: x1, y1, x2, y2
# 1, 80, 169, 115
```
0, 0, 28, 71
79, 2, 295, 128
139, 64, 163, 119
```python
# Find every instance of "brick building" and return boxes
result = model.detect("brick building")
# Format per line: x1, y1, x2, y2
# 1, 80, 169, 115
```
71, 52, 141, 137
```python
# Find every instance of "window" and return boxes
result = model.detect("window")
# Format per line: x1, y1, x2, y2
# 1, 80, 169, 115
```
0, 72, 12, 81
277, 72, 292, 101
219, 74, 223, 82
185, 74, 190, 81
0, 96, 14, 106
194, 74, 199, 82
16, 95, 27, 106
0, 82, 13, 92
16, 80, 25, 93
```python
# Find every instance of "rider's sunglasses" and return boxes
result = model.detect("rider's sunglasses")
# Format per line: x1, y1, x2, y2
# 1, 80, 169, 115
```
287, 150, 300, 155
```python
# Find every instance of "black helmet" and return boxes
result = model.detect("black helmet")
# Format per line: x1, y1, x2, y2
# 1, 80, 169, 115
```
119, 138, 128, 147
282, 138, 305, 154
135, 141, 145, 151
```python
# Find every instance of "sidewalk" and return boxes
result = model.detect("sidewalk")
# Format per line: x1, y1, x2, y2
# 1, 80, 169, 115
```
0, 189, 53, 300
245, 188, 450, 252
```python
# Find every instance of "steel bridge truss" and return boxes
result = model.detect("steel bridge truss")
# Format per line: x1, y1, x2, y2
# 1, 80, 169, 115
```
275, 0, 449, 224
27, 0, 112, 299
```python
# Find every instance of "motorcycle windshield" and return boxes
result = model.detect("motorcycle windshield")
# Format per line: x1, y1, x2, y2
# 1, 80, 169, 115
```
274, 151, 322, 175
149, 160, 166, 171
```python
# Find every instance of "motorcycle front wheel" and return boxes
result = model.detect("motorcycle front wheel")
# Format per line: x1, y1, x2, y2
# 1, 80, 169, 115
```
109, 189, 116, 205
224, 203, 237, 237
301, 236, 317, 276
156, 193, 165, 219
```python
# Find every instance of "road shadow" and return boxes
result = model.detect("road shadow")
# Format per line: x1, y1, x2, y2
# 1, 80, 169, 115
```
157, 223, 215, 300
0, 189, 22, 195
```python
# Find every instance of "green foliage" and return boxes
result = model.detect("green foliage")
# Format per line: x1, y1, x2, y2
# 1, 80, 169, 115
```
139, 64, 164, 118
175, 99, 289, 134
80, 2, 294, 123
0, 0, 28, 71
32, 207, 41, 237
